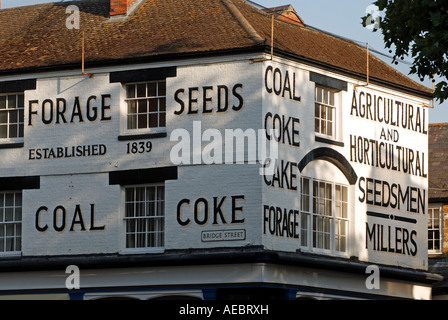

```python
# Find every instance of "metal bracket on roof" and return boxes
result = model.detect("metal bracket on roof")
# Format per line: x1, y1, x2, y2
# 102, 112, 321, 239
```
354, 43, 369, 90
82, 31, 94, 78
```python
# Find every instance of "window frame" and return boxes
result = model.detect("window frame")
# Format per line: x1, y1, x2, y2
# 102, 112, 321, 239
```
428, 204, 443, 255
300, 176, 349, 256
0, 92, 25, 144
314, 86, 342, 143
0, 191, 22, 257
122, 81, 167, 136
121, 183, 165, 254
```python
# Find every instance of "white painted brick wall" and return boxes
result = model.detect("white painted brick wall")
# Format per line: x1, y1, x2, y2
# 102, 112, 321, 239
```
0, 56, 430, 270
23, 173, 120, 256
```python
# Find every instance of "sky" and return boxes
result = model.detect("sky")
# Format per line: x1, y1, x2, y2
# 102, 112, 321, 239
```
2, 0, 446, 124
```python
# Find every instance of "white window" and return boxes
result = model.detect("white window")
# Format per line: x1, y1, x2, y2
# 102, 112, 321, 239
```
125, 81, 166, 131
0, 191, 22, 255
300, 177, 348, 254
0, 93, 24, 141
124, 184, 164, 251
428, 206, 442, 254
315, 86, 337, 138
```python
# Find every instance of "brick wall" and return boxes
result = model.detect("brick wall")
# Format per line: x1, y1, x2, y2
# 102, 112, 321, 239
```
443, 204, 448, 255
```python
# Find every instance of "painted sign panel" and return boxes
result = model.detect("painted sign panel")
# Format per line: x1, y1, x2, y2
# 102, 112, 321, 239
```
260, 60, 429, 270
0, 57, 430, 270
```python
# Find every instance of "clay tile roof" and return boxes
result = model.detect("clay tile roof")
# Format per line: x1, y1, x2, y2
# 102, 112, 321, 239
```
0, 0, 433, 97
429, 123, 448, 201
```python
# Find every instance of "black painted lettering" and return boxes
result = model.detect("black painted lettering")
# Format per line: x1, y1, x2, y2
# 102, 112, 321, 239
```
174, 88, 185, 115
36, 206, 49, 232
177, 199, 190, 226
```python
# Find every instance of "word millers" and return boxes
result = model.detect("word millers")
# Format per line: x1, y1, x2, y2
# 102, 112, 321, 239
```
366, 222, 417, 256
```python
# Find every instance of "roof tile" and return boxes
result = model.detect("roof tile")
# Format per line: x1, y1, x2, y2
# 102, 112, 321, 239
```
0, 0, 433, 96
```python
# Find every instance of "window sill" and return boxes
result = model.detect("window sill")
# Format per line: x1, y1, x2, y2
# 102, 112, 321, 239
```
121, 248, 165, 255
315, 135, 344, 147
0, 251, 22, 259
299, 247, 349, 259
118, 132, 167, 141
0, 141, 24, 149
428, 252, 444, 258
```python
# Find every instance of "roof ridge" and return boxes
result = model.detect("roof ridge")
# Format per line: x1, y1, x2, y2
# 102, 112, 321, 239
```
220, 0, 265, 45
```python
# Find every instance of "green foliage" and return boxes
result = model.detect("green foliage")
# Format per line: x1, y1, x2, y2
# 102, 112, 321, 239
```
362, 0, 448, 102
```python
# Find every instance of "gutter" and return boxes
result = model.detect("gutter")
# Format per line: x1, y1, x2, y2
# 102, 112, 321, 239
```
0, 247, 443, 284
0, 44, 433, 100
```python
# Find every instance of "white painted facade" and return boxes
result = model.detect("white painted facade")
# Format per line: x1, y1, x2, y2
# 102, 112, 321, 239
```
0, 53, 435, 299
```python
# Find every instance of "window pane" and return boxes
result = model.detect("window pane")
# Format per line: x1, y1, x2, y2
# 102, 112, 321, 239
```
125, 188, 134, 202
316, 87, 322, 102
159, 98, 166, 112
127, 100, 137, 114
146, 186, 155, 201
327, 121, 333, 136
0, 125, 7, 138
327, 107, 333, 121
5, 194, 14, 206
0, 111, 7, 124
126, 84, 135, 98
159, 113, 166, 127
137, 84, 146, 97
5, 208, 14, 222
135, 187, 145, 202
148, 98, 158, 113
16, 236, 21, 251
158, 81, 166, 96
126, 233, 135, 248
18, 124, 24, 138
9, 110, 18, 123
17, 95, 24, 108
7, 95, 16, 109
138, 99, 147, 113
0, 96, 6, 109
9, 124, 18, 138
127, 115, 137, 130
301, 213, 308, 247
15, 207, 22, 221
125, 203, 134, 218
323, 89, 328, 104
148, 114, 157, 128
148, 82, 157, 97
138, 114, 148, 129
342, 186, 347, 201
321, 120, 326, 134
329, 91, 335, 106
342, 203, 347, 219
157, 186, 164, 200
